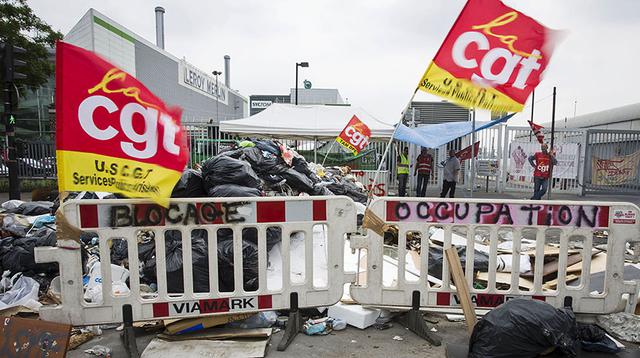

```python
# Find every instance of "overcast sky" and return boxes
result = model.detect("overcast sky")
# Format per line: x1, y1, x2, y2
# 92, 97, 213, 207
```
30, 0, 640, 125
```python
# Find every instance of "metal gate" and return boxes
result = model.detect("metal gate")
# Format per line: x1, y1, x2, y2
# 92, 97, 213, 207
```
501, 126, 586, 195
35, 196, 357, 326
352, 197, 640, 314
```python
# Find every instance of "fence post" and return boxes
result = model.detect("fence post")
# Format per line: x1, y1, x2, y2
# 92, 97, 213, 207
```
579, 129, 588, 196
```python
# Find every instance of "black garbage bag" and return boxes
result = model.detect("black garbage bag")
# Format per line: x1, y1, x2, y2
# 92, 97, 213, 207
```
469, 299, 578, 358
172, 169, 206, 198
219, 148, 244, 159
292, 157, 321, 183
255, 140, 280, 156
9, 201, 54, 216
427, 245, 489, 280
327, 179, 367, 203
311, 185, 334, 196
217, 238, 259, 292
281, 168, 315, 193
0, 227, 57, 274
202, 155, 261, 190
242, 147, 289, 174
260, 173, 286, 184
110, 239, 129, 266
141, 230, 210, 293
208, 184, 261, 198
577, 323, 621, 353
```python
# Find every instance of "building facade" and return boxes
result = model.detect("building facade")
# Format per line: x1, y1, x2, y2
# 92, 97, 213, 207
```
249, 88, 345, 115
64, 9, 248, 124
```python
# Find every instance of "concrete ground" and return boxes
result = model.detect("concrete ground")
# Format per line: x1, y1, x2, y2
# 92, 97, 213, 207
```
66, 314, 468, 357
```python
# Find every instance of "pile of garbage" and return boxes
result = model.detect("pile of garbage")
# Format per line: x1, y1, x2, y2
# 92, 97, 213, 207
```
0, 199, 58, 312
173, 139, 368, 203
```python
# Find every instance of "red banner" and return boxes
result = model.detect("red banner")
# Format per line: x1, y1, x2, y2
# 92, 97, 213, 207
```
418, 0, 558, 112
456, 141, 480, 161
336, 115, 371, 155
56, 41, 189, 205
528, 120, 545, 144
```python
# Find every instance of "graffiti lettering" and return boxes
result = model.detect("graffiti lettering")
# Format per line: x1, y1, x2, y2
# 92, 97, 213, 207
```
386, 201, 611, 228
108, 202, 248, 227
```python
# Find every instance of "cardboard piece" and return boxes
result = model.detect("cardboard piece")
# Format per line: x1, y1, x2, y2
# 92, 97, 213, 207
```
475, 272, 534, 290
164, 313, 254, 335
327, 302, 381, 329
0, 317, 72, 357
142, 337, 270, 358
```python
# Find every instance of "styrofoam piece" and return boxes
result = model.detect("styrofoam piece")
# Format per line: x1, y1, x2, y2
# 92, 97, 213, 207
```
327, 302, 382, 329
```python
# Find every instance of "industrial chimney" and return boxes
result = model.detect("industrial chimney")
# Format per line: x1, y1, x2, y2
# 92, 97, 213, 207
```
224, 55, 231, 88
155, 7, 165, 49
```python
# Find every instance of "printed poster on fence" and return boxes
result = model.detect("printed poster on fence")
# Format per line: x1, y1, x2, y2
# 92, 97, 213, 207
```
336, 115, 371, 155
591, 151, 640, 186
55, 41, 189, 205
417, 0, 559, 112
508, 142, 578, 180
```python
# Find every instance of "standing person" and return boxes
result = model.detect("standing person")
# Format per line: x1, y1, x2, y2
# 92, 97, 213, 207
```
440, 149, 461, 198
396, 146, 410, 197
414, 147, 434, 197
528, 143, 557, 200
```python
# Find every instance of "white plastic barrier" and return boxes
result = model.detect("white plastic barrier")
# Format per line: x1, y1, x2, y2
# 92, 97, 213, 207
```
351, 197, 640, 314
35, 196, 357, 326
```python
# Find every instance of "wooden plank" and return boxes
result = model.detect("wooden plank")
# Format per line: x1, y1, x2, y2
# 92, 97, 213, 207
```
158, 328, 272, 341
542, 274, 580, 290
445, 247, 477, 334
0, 317, 71, 357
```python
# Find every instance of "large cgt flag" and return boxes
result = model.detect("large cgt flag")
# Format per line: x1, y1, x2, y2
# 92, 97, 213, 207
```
55, 41, 188, 205
418, 0, 559, 113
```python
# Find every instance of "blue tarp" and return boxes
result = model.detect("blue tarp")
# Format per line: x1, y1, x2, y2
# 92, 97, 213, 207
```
393, 113, 515, 148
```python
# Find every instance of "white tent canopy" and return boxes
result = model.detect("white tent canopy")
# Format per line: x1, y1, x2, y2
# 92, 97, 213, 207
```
220, 103, 395, 139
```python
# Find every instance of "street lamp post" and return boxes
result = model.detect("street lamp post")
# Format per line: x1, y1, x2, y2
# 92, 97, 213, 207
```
212, 70, 222, 121
295, 62, 309, 105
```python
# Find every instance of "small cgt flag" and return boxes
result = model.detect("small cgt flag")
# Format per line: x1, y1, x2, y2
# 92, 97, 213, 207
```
336, 115, 371, 155
55, 41, 189, 206
417, 0, 559, 113
528, 120, 545, 144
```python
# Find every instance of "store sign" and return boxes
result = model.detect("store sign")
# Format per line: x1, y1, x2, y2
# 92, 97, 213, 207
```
178, 60, 228, 105
251, 100, 272, 109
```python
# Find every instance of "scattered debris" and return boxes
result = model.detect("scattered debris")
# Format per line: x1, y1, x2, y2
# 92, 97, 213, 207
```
327, 302, 384, 329
596, 312, 640, 343
446, 314, 465, 322
393, 335, 404, 341
84, 345, 112, 357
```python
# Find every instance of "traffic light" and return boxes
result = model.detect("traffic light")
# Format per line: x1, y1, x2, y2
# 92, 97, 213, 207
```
1, 42, 27, 82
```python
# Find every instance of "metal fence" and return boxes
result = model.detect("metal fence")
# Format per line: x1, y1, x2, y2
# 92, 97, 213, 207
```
7, 122, 640, 198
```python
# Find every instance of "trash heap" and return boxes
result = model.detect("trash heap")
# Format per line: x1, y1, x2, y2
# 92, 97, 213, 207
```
0, 199, 58, 312
173, 139, 369, 204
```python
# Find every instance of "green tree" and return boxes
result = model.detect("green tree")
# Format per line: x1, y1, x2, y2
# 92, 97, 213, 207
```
0, 0, 62, 90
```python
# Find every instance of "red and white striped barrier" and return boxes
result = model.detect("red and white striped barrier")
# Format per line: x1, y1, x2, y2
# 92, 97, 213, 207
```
35, 196, 357, 325
350, 197, 640, 315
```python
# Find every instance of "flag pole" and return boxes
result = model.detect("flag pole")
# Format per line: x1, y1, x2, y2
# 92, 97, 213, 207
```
529, 90, 535, 142
321, 140, 337, 167
547, 86, 556, 200
470, 108, 476, 198
369, 87, 419, 201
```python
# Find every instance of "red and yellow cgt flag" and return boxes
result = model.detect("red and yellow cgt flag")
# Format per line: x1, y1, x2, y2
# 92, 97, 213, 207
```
418, 0, 558, 112
55, 41, 189, 205
336, 115, 371, 155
